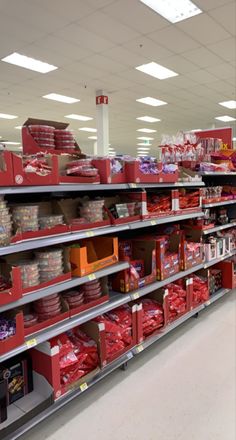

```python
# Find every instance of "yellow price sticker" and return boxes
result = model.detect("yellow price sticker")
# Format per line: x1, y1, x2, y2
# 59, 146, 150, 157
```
151, 220, 157, 226
86, 231, 94, 237
26, 338, 37, 348
205, 300, 211, 306
132, 292, 139, 300
136, 344, 144, 353
88, 273, 96, 281
130, 183, 137, 188
80, 382, 88, 392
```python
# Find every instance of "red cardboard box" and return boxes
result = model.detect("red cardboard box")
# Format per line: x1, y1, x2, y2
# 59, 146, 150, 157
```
92, 157, 126, 184
104, 192, 145, 225
0, 312, 24, 355
52, 154, 100, 185
11, 153, 58, 186
143, 189, 178, 219
112, 240, 156, 293
125, 160, 178, 183
176, 188, 202, 214
156, 234, 181, 280
0, 151, 14, 186
215, 259, 236, 289
22, 118, 81, 156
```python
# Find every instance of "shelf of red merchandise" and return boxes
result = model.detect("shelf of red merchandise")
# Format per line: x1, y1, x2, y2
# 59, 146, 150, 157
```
0, 212, 204, 256
202, 221, 236, 235
202, 199, 236, 208
2, 287, 231, 440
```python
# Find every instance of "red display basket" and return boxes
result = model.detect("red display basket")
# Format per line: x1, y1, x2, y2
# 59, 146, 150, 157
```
12, 153, 58, 186
125, 160, 178, 183
0, 151, 14, 186
91, 158, 126, 184
0, 312, 24, 355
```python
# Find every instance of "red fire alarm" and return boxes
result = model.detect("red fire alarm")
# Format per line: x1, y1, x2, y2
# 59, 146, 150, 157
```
96, 95, 108, 105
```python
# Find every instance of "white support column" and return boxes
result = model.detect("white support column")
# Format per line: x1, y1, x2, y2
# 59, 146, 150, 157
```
96, 90, 109, 156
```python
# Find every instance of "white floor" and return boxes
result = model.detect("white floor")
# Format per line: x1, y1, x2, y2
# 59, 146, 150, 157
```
22, 292, 236, 440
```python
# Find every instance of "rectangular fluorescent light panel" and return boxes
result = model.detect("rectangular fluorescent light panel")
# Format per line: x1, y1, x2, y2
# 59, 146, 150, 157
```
2, 52, 57, 73
136, 97, 167, 107
137, 128, 156, 133
137, 116, 161, 123
15, 126, 22, 129
88, 136, 97, 140
79, 127, 97, 132
137, 143, 152, 146
140, 0, 202, 23
43, 93, 79, 103
215, 116, 236, 122
137, 136, 154, 140
3, 141, 21, 145
0, 113, 18, 119
219, 100, 236, 109
136, 62, 178, 80
65, 114, 93, 121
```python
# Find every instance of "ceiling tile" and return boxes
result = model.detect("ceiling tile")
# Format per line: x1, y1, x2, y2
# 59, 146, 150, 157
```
177, 13, 231, 45
0, 13, 45, 43
79, 11, 139, 44
206, 63, 236, 79
101, 46, 149, 68
102, 0, 168, 33
195, 0, 234, 10
186, 69, 219, 84
208, 37, 236, 61
159, 55, 199, 74
148, 26, 200, 54
30, 0, 93, 21
208, 2, 236, 35
80, 54, 127, 74
182, 47, 224, 68
54, 24, 115, 52
32, 36, 95, 61
123, 36, 173, 60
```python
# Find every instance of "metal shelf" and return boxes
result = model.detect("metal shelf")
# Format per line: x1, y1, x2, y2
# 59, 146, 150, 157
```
0, 262, 130, 313
3, 286, 231, 440
202, 199, 236, 208
0, 181, 204, 195
0, 212, 204, 256
129, 212, 203, 230
200, 172, 236, 176
202, 222, 236, 235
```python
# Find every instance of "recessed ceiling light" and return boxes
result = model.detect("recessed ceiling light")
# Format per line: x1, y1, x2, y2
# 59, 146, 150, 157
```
79, 127, 97, 132
43, 93, 79, 104
136, 62, 178, 80
0, 113, 18, 119
136, 97, 167, 107
233, 137, 236, 141
215, 116, 236, 122
3, 141, 21, 145
137, 142, 152, 146
65, 114, 93, 121
219, 100, 236, 109
2, 52, 57, 73
88, 136, 97, 140
137, 136, 154, 140
136, 116, 161, 123
190, 128, 202, 132
139, 0, 202, 23
137, 146, 150, 149
137, 128, 157, 133
14, 126, 22, 129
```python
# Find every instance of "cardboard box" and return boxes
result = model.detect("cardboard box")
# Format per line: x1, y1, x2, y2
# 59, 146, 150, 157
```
0, 151, 14, 186
215, 259, 236, 289
21, 118, 82, 156
50, 154, 100, 184
175, 188, 202, 214
143, 189, 178, 219
54, 198, 111, 232
156, 234, 181, 280
125, 160, 178, 183
0, 312, 24, 356
104, 192, 145, 225
81, 304, 137, 367
91, 158, 127, 184
11, 153, 58, 186
112, 240, 156, 293
70, 236, 119, 277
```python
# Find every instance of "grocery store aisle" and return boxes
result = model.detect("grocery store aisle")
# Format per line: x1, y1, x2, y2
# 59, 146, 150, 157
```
22, 292, 236, 440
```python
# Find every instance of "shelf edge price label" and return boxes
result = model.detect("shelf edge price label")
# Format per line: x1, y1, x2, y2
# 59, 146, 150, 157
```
86, 231, 94, 237
205, 300, 211, 306
132, 292, 139, 300
80, 382, 88, 392
136, 344, 144, 353
150, 220, 157, 226
130, 183, 137, 188
26, 338, 37, 348
88, 273, 96, 281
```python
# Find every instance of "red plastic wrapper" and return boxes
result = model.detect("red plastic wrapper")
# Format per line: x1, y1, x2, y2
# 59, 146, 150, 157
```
140, 299, 164, 337
192, 274, 209, 304
166, 283, 187, 320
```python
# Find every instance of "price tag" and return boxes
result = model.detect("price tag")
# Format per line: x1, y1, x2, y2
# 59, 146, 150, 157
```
86, 231, 94, 237
88, 273, 96, 281
205, 300, 211, 306
136, 344, 144, 353
151, 220, 157, 226
80, 382, 88, 392
132, 292, 139, 300
130, 183, 137, 188
26, 338, 37, 348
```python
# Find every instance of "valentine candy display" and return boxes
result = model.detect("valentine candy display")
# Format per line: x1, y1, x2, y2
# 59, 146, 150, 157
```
35, 249, 64, 282
140, 299, 164, 338
0, 196, 12, 246
12, 205, 39, 233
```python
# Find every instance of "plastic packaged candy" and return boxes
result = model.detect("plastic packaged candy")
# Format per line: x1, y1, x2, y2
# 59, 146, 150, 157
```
66, 159, 99, 177
35, 249, 64, 282
140, 299, 164, 337
38, 215, 64, 229
12, 205, 39, 233
23, 313, 38, 328
0, 317, 16, 339
23, 157, 52, 175
54, 130, 76, 150
33, 293, 62, 321
0, 197, 12, 246
17, 261, 39, 288
79, 199, 104, 223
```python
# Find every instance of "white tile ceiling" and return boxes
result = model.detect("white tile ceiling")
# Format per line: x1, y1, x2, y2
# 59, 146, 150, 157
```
0, 0, 235, 154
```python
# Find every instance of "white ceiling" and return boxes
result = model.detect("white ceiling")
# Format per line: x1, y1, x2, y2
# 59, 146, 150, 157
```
0, 0, 235, 154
